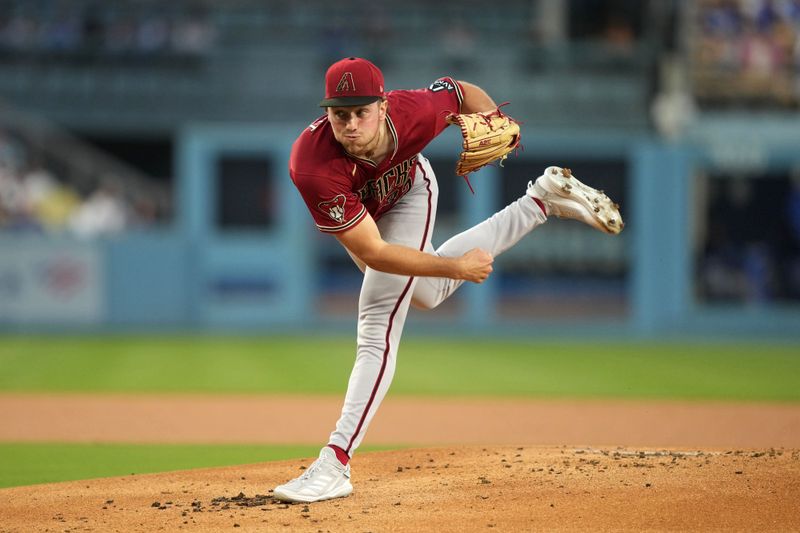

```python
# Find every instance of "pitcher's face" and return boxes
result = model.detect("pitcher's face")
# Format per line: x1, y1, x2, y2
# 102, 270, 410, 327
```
327, 100, 387, 156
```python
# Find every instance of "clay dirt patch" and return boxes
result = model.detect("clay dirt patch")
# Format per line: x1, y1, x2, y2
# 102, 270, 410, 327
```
2, 394, 800, 531
3, 394, 800, 448
1, 446, 799, 532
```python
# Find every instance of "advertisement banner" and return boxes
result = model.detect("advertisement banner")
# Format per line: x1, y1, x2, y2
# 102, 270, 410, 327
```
0, 241, 103, 323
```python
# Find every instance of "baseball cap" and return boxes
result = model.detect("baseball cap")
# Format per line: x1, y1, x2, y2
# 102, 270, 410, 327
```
319, 57, 385, 108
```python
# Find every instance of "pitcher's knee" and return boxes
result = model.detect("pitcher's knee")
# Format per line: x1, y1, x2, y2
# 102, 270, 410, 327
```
410, 295, 439, 311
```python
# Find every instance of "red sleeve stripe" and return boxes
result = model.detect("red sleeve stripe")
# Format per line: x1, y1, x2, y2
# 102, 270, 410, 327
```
451, 78, 464, 112
316, 205, 368, 233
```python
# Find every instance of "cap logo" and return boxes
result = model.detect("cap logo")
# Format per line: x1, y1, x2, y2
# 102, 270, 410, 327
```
336, 72, 355, 93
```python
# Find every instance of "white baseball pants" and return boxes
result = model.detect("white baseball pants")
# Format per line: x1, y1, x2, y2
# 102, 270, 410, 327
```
328, 154, 547, 456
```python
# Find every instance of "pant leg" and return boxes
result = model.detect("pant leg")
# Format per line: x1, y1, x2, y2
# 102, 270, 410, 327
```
411, 192, 547, 310
328, 155, 438, 456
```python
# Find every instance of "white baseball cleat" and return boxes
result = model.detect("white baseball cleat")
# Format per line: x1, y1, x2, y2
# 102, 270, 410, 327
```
528, 166, 624, 235
273, 447, 353, 503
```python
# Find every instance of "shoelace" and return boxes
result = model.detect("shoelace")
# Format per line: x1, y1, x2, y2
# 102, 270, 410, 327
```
298, 459, 322, 481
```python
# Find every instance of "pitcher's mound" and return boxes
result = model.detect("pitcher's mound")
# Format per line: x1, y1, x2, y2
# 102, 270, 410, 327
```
1, 445, 798, 532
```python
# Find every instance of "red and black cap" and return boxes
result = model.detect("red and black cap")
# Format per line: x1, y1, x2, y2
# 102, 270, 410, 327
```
319, 57, 385, 108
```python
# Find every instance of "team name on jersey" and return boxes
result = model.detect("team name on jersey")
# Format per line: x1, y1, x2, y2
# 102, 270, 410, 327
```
358, 155, 418, 206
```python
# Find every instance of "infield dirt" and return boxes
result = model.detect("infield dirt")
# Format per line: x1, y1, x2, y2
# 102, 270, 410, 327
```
3, 394, 800, 447
1, 445, 799, 532
2, 394, 800, 531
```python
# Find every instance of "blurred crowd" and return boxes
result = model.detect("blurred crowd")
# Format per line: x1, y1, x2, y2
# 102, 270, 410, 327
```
694, 0, 800, 107
0, 128, 159, 238
0, 1, 215, 61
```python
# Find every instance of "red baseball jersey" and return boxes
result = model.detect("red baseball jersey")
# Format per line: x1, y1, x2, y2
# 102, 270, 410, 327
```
290, 78, 464, 233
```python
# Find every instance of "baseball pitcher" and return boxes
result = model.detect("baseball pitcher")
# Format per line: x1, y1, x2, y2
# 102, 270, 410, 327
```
274, 57, 623, 503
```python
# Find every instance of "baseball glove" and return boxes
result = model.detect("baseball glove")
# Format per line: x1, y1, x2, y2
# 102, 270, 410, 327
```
447, 105, 521, 176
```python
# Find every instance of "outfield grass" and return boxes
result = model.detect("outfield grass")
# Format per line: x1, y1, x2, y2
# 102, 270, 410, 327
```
0, 443, 394, 489
0, 335, 798, 401
1, 336, 798, 488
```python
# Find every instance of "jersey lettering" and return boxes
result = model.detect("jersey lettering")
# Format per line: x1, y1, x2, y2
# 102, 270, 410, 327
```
358, 156, 417, 207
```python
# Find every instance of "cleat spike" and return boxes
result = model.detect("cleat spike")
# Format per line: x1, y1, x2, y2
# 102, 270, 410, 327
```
527, 166, 623, 235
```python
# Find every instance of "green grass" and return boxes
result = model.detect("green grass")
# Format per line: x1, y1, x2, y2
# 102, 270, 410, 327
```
0, 443, 396, 489
0, 336, 798, 489
0, 335, 798, 401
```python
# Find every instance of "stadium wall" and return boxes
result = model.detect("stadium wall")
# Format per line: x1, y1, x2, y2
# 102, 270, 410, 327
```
1, 123, 798, 339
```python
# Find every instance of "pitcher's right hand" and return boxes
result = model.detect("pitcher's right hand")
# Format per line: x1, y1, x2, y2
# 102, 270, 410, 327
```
457, 248, 494, 283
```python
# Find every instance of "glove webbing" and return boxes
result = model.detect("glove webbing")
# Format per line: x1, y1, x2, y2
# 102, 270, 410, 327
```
458, 103, 520, 194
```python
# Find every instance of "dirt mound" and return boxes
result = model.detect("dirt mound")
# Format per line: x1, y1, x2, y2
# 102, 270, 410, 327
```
1, 446, 799, 532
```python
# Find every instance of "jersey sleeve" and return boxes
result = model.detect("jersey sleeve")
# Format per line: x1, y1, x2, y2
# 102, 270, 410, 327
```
291, 172, 368, 233
426, 77, 464, 130
387, 77, 465, 152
